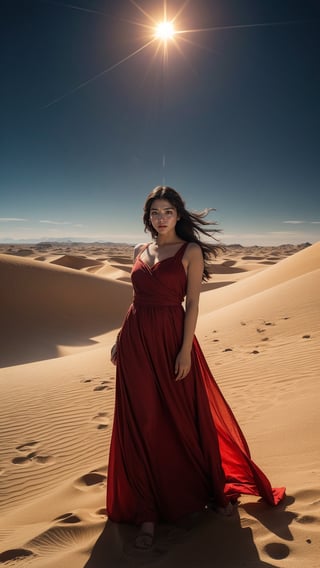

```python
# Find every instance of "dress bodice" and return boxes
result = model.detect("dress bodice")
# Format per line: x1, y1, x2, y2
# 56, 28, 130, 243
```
132, 242, 188, 307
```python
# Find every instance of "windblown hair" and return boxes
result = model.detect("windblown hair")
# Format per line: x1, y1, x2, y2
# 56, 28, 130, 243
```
143, 186, 224, 281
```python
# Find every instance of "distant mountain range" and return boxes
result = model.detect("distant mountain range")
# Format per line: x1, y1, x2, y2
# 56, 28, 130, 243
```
0, 238, 312, 249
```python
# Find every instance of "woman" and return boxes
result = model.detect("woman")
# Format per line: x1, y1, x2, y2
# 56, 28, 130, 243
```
107, 186, 285, 549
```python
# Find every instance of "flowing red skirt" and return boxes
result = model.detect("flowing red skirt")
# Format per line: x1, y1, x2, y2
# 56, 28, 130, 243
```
107, 244, 285, 524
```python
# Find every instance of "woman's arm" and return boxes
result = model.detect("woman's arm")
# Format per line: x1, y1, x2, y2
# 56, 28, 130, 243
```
175, 243, 204, 380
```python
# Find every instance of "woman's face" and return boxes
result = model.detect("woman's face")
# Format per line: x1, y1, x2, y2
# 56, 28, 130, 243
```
149, 199, 179, 236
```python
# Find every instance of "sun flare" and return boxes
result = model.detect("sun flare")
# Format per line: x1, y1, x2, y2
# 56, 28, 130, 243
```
45, 0, 305, 109
155, 21, 175, 40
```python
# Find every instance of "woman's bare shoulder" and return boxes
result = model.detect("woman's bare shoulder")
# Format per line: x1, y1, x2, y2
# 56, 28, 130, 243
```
185, 242, 203, 258
133, 242, 148, 260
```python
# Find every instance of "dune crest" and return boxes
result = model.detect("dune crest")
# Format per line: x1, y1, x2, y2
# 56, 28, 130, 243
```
51, 254, 104, 270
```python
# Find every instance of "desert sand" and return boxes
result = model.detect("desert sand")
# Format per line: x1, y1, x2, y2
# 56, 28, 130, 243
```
0, 241, 319, 567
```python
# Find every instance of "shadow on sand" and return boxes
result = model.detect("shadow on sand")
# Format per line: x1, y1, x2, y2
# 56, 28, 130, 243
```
84, 496, 295, 568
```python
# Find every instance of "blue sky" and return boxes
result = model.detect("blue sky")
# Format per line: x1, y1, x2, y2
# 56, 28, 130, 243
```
1, 0, 320, 245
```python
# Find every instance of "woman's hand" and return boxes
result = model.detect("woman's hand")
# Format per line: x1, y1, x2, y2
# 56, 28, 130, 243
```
175, 350, 191, 381
110, 342, 117, 365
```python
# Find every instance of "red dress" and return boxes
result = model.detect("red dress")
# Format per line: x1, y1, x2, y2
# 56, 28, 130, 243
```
106, 243, 285, 524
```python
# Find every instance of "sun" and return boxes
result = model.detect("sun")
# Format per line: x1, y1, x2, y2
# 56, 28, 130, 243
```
155, 20, 175, 40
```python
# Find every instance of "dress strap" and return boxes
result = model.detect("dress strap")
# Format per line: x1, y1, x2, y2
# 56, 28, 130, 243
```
175, 242, 189, 260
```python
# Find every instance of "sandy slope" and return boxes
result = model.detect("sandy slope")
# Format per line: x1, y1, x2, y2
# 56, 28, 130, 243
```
0, 243, 319, 567
0, 254, 132, 367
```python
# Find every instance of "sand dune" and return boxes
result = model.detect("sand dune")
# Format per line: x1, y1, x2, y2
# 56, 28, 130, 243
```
0, 254, 132, 366
201, 241, 320, 311
51, 254, 104, 271
0, 242, 319, 567
92, 262, 132, 282
50, 254, 131, 281
199, 269, 319, 346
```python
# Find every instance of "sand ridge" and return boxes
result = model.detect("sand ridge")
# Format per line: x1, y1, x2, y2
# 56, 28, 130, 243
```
0, 241, 319, 567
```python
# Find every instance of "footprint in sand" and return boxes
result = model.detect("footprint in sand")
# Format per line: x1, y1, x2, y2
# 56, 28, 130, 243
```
96, 507, 107, 517
33, 455, 55, 465
264, 542, 290, 560
16, 441, 39, 452
12, 453, 54, 466
74, 471, 106, 491
93, 384, 108, 391
302, 334, 311, 339
54, 512, 82, 524
92, 412, 110, 430
294, 514, 318, 524
81, 376, 104, 384
12, 453, 37, 465
81, 376, 114, 391
12, 443, 54, 466
0, 549, 34, 562
223, 348, 233, 352
93, 379, 114, 392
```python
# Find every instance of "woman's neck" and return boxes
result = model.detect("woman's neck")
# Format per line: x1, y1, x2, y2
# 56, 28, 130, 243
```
156, 235, 183, 247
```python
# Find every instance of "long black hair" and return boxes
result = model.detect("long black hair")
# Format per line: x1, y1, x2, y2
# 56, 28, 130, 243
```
143, 186, 224, 281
